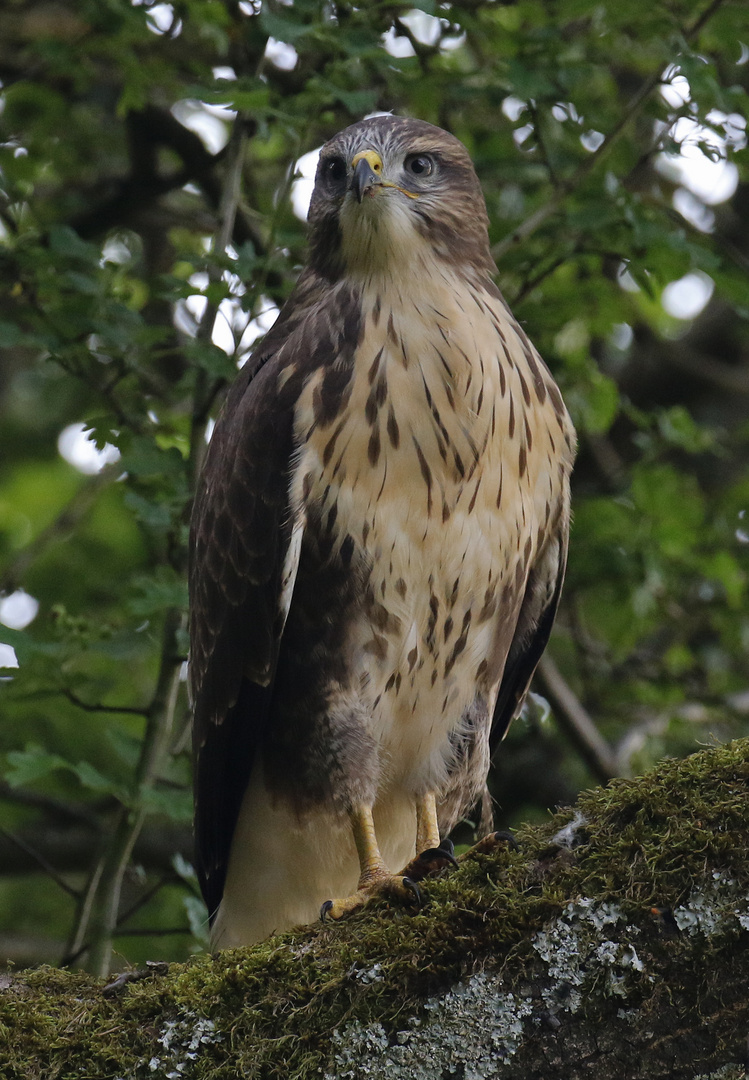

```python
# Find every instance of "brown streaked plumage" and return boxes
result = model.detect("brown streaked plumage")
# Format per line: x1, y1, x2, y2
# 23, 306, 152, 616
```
189, 115, 576, 948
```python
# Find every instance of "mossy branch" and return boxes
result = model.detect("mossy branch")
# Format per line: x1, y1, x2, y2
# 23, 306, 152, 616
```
4, 739, 749, 1079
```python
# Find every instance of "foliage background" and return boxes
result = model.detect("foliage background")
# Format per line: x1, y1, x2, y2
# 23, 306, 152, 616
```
0, 0, 747, 974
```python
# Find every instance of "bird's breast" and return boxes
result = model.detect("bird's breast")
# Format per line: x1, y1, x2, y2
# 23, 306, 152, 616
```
287, 274, 572, 791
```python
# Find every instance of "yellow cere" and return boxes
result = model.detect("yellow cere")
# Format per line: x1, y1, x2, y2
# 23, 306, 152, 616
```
350, 149, 420, 200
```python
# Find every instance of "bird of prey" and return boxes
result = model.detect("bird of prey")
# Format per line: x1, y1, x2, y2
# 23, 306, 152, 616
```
189, 115, 576, 949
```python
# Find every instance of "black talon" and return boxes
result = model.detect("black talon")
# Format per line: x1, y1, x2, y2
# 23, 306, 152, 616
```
402, 877, 422, 907
419, 845, 459, 869
494, 830, 519, 851
320, 899, 334, 923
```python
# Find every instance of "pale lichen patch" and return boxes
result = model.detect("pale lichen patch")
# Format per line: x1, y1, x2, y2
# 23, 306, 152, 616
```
672, 871, 749, 936
141, 1012, 221, 1078
324, 972, 533, 1080
531, 897, 651, 1012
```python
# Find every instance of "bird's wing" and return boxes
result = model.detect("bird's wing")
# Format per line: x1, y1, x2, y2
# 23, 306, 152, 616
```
489, 520, 569, 752
188, 271, 334, 920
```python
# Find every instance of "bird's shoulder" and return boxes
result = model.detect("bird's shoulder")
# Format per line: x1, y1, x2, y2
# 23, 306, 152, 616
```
188, 269, 364, 715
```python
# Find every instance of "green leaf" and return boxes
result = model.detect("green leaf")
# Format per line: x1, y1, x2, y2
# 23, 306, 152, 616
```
138, 784, 192, 822
128, 567, 189, 617
69, 760, 116, 794
0, 322, 23, 347
4, 745, 67, 787
4, 745, 117, 795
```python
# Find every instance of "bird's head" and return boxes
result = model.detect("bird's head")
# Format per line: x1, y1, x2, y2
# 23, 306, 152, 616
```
307, 116, 495, 282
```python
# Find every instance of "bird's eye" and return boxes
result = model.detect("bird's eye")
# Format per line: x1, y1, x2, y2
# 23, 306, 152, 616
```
404, 154, 434, 177
323, 157, 347, 186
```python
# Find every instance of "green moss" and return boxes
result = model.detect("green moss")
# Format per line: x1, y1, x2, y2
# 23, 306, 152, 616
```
3, 738, 749, 1078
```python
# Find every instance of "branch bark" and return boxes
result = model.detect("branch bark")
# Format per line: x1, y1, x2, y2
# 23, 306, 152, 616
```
3, 739, 749, 1079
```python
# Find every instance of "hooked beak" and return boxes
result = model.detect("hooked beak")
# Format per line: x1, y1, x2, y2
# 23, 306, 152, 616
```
351, 149, 383, 203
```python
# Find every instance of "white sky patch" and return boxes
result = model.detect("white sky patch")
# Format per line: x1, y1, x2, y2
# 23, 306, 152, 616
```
656, 70, 744, 231
237, 298, 280, 361
382, 26, 415, 58
132, 1, 181, 36
580, 130, 605, 152
0, 589, 39, 630
383, 10, 464, 57
610, 323, 633, 350
292, 148, 321, 221
552, 102, 580, 124
660, 70, 691, 109
101, 236, 133, 266
502, 97, 526, 123
179, 271, 279, 364
171, 100, 232, 155
673, 187, 715, 233
662, 271, 714, 320
617, 265, 641, 293
211, 299, 239, 355
0, 643, 18, 669
401, 10, 442, 46
513, 124, 534, 148
58, 423, 120, 475
658, 115, 741, 208
265, 38, 298, 70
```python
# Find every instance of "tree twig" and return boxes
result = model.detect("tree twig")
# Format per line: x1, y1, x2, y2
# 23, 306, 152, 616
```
0, 779, 101, 828
0, 467, 116, 593
80, 608, 185, 976
62, 689, 150, 717
536, 654, 619, 783
0, 826, 81, 899
189, 115, 251, 482
491, 0, 727, 264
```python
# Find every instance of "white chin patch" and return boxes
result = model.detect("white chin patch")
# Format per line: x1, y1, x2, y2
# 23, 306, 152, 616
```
340, 192, 420, 276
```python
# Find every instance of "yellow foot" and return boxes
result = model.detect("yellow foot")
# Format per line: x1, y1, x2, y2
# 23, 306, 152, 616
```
320, 873, 422, 923
462, 830, 519, 859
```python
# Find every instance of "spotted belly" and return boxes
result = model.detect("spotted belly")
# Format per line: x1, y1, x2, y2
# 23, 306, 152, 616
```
292, 435, 530, 804
284, 275, 566, 805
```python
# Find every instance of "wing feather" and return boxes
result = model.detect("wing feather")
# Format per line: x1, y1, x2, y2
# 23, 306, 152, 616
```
490, 522, 569, 753
189, 272, 361, 919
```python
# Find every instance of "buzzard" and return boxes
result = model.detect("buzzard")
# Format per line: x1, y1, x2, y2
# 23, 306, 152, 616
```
189, 116, 576, 948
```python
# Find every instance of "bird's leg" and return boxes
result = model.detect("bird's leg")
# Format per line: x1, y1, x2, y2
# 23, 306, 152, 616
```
401, 792, 458, 882
350, 802, 389, 888
320, 804, 421, 923
415, 792, 440, 851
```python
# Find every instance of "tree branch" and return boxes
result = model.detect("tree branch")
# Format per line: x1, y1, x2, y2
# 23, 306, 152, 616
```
61, 689, 150, 717
0, 823, 192, 877
4, 740, 749, 1078
491, 0, 727, 264
536, 654, 619, 782
0, 827, 81, 899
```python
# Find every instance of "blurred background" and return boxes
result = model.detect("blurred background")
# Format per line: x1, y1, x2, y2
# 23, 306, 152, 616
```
0, 0, 747, 975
